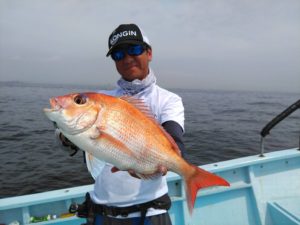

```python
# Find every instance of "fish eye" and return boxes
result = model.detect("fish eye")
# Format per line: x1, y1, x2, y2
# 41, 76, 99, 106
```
74, 95, 87, 105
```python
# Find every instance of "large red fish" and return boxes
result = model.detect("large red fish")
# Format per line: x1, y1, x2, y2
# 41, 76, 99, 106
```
44, 92, 229, 213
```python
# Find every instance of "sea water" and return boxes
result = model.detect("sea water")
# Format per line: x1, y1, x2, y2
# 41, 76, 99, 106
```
0, 82, 299, 198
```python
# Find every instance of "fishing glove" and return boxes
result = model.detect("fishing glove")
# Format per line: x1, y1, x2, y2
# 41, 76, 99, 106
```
55, 128, 80, 156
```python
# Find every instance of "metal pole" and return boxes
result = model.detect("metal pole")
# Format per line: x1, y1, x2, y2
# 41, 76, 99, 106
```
298, 134, 300, 150
259, 99, 300, 154
260, 136, 265, 157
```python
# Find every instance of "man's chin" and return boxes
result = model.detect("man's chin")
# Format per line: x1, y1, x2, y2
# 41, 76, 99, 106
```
122, 72, 145, 81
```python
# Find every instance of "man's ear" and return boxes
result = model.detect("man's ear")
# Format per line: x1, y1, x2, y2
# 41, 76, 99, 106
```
147, 48, 152, 61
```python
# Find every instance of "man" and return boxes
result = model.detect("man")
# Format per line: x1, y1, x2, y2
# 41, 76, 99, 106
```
59, 23, 186, 225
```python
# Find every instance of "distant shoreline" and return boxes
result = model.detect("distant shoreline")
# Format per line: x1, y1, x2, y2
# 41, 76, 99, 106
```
0, 80, 299, 95
0, 80, 114, 90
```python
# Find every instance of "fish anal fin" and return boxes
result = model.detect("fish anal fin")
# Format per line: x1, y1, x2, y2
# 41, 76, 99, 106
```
135, 172, 163, 180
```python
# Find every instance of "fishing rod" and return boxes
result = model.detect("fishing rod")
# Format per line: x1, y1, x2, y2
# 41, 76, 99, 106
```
260, 99, 300, 157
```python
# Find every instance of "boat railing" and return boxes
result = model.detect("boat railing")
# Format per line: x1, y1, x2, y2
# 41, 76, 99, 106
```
259, 99, 300, 157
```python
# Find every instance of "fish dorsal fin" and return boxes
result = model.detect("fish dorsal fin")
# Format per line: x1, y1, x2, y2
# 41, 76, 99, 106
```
120, 95, 182, 157
119, 96, 155, 120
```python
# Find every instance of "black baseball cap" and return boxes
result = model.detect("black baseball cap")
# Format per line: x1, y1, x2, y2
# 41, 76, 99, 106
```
106, 24, 151, 56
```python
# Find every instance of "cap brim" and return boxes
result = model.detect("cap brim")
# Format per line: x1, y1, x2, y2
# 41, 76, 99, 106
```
106, 40, 145, 57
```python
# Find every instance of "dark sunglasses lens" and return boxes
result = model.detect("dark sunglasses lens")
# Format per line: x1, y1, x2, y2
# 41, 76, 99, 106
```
127, 45, 144, 56
111, 45, 145, 61
111, 50, 125, 61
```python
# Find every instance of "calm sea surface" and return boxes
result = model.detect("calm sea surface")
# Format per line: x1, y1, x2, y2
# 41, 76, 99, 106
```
0, 82, 299, 198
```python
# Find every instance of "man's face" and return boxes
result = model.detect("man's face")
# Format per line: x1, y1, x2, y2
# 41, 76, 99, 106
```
113, 45, 152, 81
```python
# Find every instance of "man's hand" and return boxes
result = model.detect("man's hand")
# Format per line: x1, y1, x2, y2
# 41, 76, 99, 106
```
111, 165, 168, 179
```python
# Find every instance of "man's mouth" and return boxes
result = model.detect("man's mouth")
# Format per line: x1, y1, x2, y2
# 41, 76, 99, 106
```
125, 63, 138, 70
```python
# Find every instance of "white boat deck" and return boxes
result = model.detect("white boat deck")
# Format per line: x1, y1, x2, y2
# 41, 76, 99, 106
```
1, 148, 300, 225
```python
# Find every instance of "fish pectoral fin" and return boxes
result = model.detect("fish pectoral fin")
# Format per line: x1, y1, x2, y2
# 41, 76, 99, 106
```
89, 126, 101, 139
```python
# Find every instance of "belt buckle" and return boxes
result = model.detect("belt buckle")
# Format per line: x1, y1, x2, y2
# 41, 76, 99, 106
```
102, 206, 117, 217
120, 210, 129, 217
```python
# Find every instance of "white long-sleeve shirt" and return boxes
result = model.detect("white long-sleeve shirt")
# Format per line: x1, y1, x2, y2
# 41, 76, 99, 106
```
87, 70, 185, 218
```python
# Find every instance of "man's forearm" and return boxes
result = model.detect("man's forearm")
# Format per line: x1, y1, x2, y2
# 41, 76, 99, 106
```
162, 120, 186, 158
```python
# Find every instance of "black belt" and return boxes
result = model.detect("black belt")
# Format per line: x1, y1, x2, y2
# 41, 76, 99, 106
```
94, 194, 171, 225
92, 193, 171, 217
70, 193, 171, 225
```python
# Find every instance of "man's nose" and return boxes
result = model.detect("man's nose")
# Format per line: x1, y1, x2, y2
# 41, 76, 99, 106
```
122, 53, 135, 62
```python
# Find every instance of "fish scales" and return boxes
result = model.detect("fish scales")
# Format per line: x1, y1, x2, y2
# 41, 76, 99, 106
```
102, 106, 171, 172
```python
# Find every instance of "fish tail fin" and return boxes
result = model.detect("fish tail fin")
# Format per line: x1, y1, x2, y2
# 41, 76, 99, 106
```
184, 165, 230, 214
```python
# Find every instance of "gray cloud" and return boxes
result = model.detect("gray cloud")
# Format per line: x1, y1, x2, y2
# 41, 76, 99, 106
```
0, 0, 299, 93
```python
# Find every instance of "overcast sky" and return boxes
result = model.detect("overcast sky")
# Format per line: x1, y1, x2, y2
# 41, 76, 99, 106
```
0, 0, 299, 93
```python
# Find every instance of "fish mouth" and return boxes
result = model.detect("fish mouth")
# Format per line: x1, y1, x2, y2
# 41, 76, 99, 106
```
43, 98, 62, 113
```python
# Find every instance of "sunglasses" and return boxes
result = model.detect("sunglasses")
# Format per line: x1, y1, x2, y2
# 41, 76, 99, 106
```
111, 44, 146, 61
